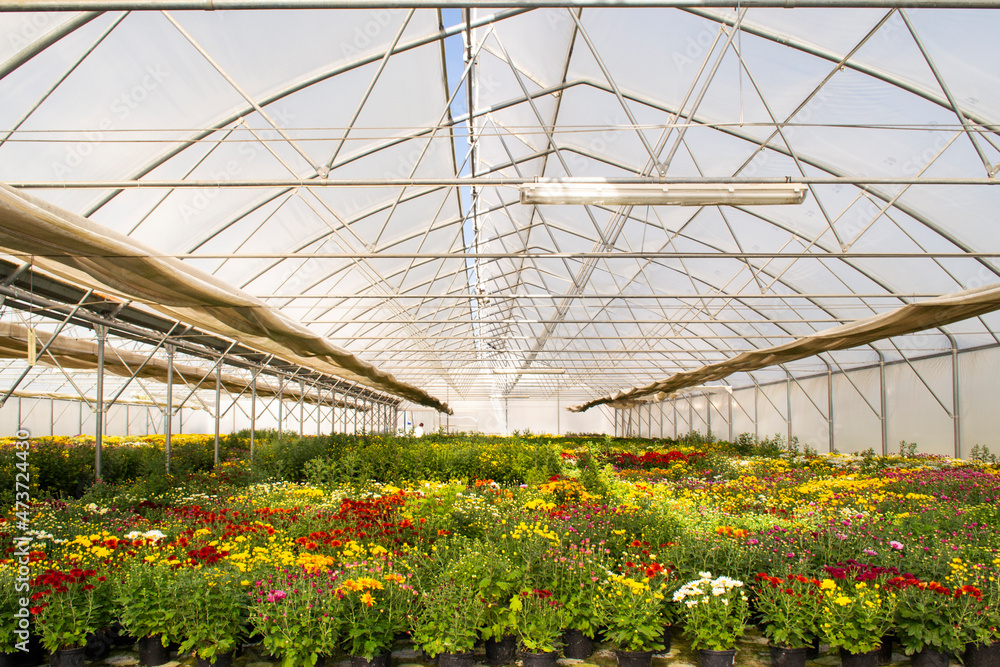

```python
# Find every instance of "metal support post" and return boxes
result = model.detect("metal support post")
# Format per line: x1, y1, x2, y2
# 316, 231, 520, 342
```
95, 324, 106, 481
165, 345, 173, 473
948, 336, 961, 458
785, 370, 793, 446
317, 388, 323, 436
298, 380, 305, 436
728, 388, 734, 442
706, 393, 712, 438
878, 351, 888, 456
214, 363, 222, 467
277, 376, 284, 433
673, 400, 678, 439
250, 374, 256, 460
824, 358, 835, 453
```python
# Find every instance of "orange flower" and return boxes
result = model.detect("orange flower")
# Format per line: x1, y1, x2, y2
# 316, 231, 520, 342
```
360, 592, 375, 607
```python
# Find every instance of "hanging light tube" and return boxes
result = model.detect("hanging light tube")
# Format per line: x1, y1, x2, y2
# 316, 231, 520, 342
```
519, 180, 807, 206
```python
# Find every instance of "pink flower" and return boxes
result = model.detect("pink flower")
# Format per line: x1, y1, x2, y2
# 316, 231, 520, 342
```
889, 541, 904, 551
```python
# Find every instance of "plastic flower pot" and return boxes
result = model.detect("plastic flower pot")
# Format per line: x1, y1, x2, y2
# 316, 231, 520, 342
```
562, 629, 593, 659
196, 652, 233, 667
806, 637, 821, 660
351, 654, 390, 667
520, 651, 559, 667
138, 635, 171, 667
913, 649, 950, 667
616, 649, 654, 667
839, 647, 881, 667
0, 652, 16, 667
963, 641, 1000, 667
699, 649, 737, 667
49, 647, 85, 667
485, 637, 517, 666
437, 652, 475, 667
769, 646, 807, 667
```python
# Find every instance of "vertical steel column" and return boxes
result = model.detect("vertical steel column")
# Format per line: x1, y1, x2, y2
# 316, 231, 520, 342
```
556, 389, 561, 436
785, 370, 792, 446
317, 388, 323, 436
728, 388, 734, 442
250, 373, 256, 461
688, 397, 693, 436
331, 391, 337, 434
706, 393, 712, 438
125, 403, 129, 437
673, 400, 678, 439
298, 380, 305, 436
214, 362, 222, 467
94, 325, 106, 481
878, 351, 888, 456
277, 376, 284, 434
824, 358, 835, 453
949, 337, 961, 459
753, 378, 759, 439
51, 399, 55, 437
613, 408, 618, 437
78, 400, 83, 435
165, 345, 173, 474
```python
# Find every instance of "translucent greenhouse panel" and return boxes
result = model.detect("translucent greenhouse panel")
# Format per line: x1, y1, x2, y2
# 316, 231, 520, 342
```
831, 367, 881, 453
105, 404, 128, 437
885, 355, 953, 456
788, 375, 830, 452
756, 383, 789, 442
709, 393, 731, 441
958, 347, 1000, 453
730, 387, 757, 438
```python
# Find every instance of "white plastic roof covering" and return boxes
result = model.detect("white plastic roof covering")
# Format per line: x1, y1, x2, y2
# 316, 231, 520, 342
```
1, 5, 999, 407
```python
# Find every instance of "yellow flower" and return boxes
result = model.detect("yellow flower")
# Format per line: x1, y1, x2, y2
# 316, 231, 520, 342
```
820, 579, 837, 590
834, 596, 852, 606
360, 592, 375, 607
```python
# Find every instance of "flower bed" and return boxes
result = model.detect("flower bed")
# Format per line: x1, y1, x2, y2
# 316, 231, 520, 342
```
1, 434, 998, 666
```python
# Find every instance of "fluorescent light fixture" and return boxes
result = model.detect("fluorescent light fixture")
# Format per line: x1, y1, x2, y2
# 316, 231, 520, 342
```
491, 368, 566, 375
520, 181, 807, 206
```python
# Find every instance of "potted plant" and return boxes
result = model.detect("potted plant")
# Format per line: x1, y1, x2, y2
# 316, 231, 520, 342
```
817, 577, 897, 667
596, 573, 667, 667
30, 567, 109, 667
411, 575, 486, 667
114, 561, 181, 667
892, 573, 983, 667
509, 588, 568, 667
171, 565, 249, 667
753, 573, 824, 667
672, 572, 750, 667
249, 567, 344, 667
547, 541, 611, 659
337, 564, 418, 667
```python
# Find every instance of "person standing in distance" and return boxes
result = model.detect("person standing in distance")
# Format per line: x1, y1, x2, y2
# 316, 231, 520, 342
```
414, 422, 425, 437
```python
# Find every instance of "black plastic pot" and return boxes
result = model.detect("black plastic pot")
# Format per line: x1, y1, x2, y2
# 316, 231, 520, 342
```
438, 652, 475, 667
616, 649, 654, 667
913, 649, 950, 667
485, 636, 517, 666
877, 637, 894, 666
138, 635, 170, 667
806, 637, 821, 660
699, 649, 737, 667
769, 646, 807, 667
49, 648, 85, 667
839, 647, 881, 667
964, 642, 1000, 667
351, 654, 391, 667
660, 626, 673, 653
196, 651, 233, 667
520, 651, 559, 667
563, 630, 593, 660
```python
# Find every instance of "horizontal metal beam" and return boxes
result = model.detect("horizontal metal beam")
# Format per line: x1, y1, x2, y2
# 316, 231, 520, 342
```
3, 0, 998, 9
264, 292, 935, 299
177, 252, 1000, 259
301, 318, 849, 323
8, 176, 1000, 188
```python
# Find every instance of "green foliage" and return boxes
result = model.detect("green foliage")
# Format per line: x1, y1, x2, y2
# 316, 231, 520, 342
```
509, 588, 568, 653
673, 573, 750, 651
411, 575, 486, 657
171, 566, 248, 663
114, 561, 182, 644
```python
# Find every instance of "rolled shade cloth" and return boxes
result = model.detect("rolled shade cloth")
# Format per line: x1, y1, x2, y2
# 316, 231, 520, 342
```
569, 281, 1000, 412
0, 184, 449, 414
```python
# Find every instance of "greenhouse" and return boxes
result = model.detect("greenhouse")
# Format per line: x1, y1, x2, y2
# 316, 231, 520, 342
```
1, 3, 1000, 667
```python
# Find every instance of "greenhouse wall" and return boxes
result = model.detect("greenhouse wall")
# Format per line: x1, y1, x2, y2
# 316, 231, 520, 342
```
615, 345, 1000, 457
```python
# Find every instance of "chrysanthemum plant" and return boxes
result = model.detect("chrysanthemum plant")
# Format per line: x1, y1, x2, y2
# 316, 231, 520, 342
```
672, 572, 750, 651
508, 588, 568, 653
114, 560, 183, 647
337, 562, 418, 659
596, 573, 667, 652
411, 575, 486, 657
752, 573, 824, 649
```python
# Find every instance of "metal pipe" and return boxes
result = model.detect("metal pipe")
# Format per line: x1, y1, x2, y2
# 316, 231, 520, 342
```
946, 334, 961, 458
11, 176, 1000, 188
214, 362, 222, 467
260, 291, 943, 299
878, 350, 888, 456
824, 357, 834, 453
785, 369, 793, 447
250, 372, 256, 460
95, 324, 106, 481
277, 376, 284, 433
165, 252, 1000, 260
165, 345, 174, 472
